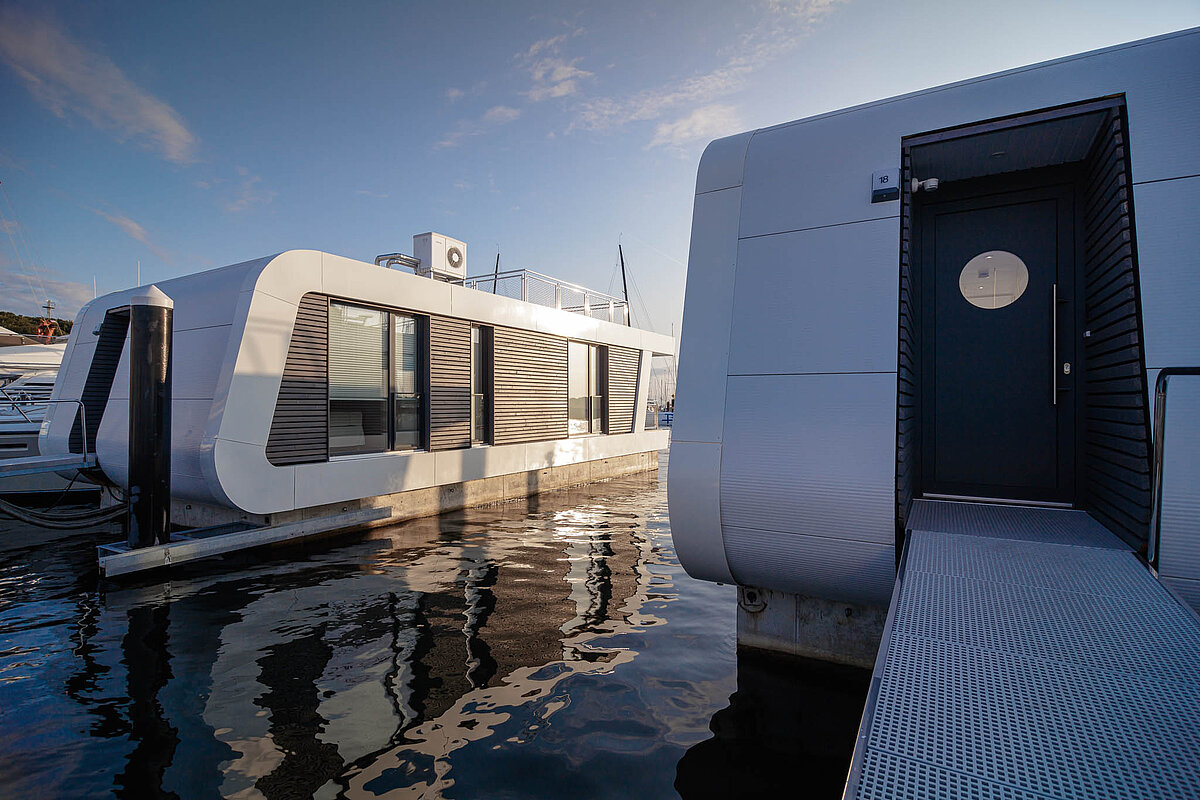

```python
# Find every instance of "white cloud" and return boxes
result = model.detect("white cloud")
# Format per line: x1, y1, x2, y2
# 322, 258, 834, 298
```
648, 104, 742, 149
482, 105, 521, 124
224, 168, 276, 213
445, 87, 465, 102
87, 207, 173, 263
0, 255, 97, 318
517, 30, 592, 102
0, 7, 196, 163
568, 0, 844, 140
436, 106, 522, 149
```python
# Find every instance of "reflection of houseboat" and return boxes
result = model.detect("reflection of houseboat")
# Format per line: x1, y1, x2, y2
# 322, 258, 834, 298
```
41, 238, 672, 530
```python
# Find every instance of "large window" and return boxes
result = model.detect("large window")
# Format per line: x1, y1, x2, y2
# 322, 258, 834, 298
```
568, 341, 605, 436
329, 303, 389, 456
329, 301, 425, 456
393, 314, 423, 450
471, 326, 492, 445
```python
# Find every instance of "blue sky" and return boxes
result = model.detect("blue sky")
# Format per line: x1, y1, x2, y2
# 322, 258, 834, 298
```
1, 0, 1197, 333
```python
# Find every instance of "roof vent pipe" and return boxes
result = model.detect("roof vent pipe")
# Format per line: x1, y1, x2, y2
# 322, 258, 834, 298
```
374, 253, 423, 271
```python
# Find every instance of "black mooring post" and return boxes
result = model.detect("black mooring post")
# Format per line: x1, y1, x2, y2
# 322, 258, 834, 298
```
128, 286, 173, 549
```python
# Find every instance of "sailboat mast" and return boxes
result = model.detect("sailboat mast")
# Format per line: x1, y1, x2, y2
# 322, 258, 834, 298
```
618, 244, 630, 326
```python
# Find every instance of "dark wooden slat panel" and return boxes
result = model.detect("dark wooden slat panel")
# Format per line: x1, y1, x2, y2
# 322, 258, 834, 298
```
606, 345, 640, 434
1079, 109, 1152, 547
429, 316, 472, 451
493, 326, 567, 444
267, 293, 329, 465
70, 310, 130, 453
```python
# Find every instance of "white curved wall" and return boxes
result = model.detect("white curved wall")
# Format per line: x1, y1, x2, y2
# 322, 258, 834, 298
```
669, 28, 1200, 607
44, 250, 673, 514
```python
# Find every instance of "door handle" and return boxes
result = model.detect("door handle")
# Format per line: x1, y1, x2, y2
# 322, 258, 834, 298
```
1052, 283, 1058, 407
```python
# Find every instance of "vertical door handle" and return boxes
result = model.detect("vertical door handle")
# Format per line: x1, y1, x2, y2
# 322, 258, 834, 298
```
1052, 283, 1058, 407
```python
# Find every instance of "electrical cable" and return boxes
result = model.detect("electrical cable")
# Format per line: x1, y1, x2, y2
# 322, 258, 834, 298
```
0, 497, 124, 529
0, 471, 124, 529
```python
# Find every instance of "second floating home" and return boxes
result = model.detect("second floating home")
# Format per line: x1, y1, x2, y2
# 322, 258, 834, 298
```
42, 236, 673, 527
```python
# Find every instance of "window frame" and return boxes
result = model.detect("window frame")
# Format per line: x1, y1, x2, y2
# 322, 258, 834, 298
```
568, 341, 608, 437
326, 298, 429, 458
471, 325, 493, 446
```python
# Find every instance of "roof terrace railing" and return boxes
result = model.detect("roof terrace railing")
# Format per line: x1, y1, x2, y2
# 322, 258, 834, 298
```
462, 269, 630, 326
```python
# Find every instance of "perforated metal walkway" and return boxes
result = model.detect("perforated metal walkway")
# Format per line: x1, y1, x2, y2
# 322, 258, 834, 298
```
845, 499, 1200, 800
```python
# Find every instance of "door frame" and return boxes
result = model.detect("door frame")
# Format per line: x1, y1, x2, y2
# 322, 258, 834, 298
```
914, 168, 1083, 505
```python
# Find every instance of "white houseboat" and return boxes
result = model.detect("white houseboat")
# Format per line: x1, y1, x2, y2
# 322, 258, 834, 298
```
40, 236, 672, 530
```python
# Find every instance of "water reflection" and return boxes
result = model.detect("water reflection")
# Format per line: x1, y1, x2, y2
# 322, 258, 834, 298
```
0, 454, 868, 798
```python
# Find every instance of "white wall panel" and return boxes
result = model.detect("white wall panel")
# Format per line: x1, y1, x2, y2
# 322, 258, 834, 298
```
171, 325, 231, 401
728, 217, 900, 375
1132, 176, 1200, 369
673, 187, 743, 445
720, 373, 895, 546
695, 132, 753, 194
738, 30, 1200, 239
723, 525, 894, 607
668, 441, 734, 584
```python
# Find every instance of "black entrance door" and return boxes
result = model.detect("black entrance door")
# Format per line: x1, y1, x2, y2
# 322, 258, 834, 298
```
920, 181, 1076, 503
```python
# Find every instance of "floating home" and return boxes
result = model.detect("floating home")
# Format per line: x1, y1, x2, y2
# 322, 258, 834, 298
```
669, 28, 1200, 664
41, 238, 672, 532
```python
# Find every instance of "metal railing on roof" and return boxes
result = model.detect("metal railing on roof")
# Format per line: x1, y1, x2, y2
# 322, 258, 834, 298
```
462, 269, 630, 326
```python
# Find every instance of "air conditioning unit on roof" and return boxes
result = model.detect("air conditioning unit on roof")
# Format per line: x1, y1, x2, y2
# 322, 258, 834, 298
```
412, 232, 467, 282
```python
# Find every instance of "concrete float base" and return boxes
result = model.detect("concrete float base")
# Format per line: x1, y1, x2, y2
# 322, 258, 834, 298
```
169, 449, 660, 531
98, 451, 660, 577
736, 586, 886, 669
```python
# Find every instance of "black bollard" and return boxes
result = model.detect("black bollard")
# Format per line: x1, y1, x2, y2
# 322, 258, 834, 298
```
127, 286, 173, 548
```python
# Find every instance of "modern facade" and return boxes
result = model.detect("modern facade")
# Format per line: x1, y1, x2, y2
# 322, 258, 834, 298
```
669, 28, 1200, 661
42, 248, 672, 528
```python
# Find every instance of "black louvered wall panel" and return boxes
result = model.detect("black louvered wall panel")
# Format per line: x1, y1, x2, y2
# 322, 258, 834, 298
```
70, 309, 130, 453
1079, 110, 1152, 546
429, 316, 472, 450
266, 293, 329, 465
606, 345, 640, 434
895, 148, 919, 545
493, 326, 567, 444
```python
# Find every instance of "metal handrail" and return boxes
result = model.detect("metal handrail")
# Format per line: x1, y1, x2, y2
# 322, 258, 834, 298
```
1147, 367, 1200, 571
0, 398, 89, 457
462, 268, 630, 325
464, 268, 627, 305
0, 386, 40, 423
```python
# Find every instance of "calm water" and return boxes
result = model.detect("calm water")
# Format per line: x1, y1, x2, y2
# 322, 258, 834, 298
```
0, 451, 869, 799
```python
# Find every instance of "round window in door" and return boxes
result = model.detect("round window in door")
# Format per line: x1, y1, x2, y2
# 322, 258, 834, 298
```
959, 250, 1029, 309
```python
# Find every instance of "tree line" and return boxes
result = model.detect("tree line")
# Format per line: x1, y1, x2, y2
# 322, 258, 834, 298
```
0, 311, 74, 336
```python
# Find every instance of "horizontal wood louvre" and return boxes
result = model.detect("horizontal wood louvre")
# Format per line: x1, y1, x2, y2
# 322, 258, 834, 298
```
606, 345, 640, 434
267, 293, 329, 465
895, 147, 919, 538
429, 316, 472, 450
1080, 110, 1152, 547
493, 326, 567, 444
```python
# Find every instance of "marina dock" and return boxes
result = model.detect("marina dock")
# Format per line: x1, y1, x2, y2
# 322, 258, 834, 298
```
844, 500, 1200, 799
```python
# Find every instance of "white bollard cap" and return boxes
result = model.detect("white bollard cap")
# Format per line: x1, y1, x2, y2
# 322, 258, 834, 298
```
131, 284, 174, 309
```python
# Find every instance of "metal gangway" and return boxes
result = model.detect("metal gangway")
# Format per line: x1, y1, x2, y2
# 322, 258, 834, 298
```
844, 369, 1200, 799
